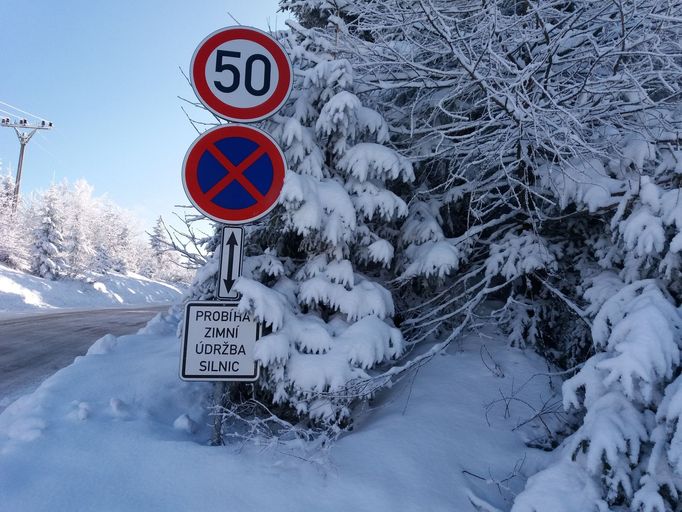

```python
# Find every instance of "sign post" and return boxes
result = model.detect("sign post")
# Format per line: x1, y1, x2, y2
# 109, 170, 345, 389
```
181, 25, 292, 444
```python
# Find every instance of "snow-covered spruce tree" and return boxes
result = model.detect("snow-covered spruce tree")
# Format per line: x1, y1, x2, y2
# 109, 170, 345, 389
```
302, 0, 682, 508
108, 216, 133, 273
145, 216, 190, 282
89, 201, 140, 274
0, 171, 28, 269
61, 180, 96, 278
90, 207, 118, 274
191, 20, 414, 435
147, 216, 170, 278
512, 277, 682, 511
30, 184, 68, 280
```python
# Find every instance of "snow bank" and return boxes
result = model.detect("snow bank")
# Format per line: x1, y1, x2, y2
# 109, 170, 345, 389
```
0, 264, 183, 314
512, 461, 609, 512
0, 322, 557, 512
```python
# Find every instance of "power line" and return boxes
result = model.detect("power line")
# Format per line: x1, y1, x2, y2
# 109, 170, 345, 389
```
0, 107, 53, 212
0, 100, 47, 122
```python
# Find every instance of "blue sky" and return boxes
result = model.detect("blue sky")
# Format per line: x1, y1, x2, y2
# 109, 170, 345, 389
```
0, 0, 281, 228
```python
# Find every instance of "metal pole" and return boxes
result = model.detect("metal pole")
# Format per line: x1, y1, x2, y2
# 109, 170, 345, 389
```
11, 129, 37, 213
12, 139, 27, 212
211, 381, 227, 445
210, 225, 239, 446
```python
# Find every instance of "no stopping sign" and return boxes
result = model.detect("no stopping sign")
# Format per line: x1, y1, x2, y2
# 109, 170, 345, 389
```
182, 124, 286, 224
191, 26, 293, 122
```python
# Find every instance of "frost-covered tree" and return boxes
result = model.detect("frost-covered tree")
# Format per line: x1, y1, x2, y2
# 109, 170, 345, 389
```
240, 23, 412, 432
145, 216, 192, 282
0, 170, 28, 269
325, 1, 678, 306
181, 15, 413, 435
150, 217, 170, 267
30, 184, 68, 280
89, 200, 138, 274
61, 179, 96, 278
182, 223, 221, 302
180, 3, 682, 499
30, 180, 156, 278
0, 174, 174, 280
287, 0, 682, 508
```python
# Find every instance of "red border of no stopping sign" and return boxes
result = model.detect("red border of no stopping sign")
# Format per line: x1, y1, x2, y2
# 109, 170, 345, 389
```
191, 26, 293, 122
182, 124, 286, 224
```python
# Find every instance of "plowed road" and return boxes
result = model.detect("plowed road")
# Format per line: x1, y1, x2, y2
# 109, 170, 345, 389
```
0, 305, 169, 412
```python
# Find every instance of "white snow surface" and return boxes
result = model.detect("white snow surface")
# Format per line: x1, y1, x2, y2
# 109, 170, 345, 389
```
0, 264, 183, 314
0, 318, 556, 512
512, 460, 609, 512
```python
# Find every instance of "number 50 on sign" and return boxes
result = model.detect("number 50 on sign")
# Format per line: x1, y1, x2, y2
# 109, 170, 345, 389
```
191, 26, 293, 123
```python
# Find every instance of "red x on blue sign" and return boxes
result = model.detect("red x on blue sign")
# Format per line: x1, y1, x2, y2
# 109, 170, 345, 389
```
182, 125, 286, 224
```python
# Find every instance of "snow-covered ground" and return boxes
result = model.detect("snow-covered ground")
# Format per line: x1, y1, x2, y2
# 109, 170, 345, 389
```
0, 312, 559, 512
0, 264, 184, 314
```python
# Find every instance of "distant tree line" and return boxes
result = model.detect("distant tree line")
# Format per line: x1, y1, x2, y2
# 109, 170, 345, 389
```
0, 171, 190, 283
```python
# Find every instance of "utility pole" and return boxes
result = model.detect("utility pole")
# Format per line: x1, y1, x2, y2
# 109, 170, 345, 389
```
0, 117, 53, 212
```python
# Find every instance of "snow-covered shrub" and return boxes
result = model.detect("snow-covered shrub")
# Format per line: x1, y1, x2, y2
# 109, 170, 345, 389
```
512, 280, 682, 511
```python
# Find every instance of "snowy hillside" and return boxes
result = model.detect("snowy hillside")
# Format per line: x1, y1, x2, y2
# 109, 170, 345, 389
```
0, 264, 184, 314
0, 314, 557, 512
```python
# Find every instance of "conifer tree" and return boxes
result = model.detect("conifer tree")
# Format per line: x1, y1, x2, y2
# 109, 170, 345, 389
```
146, 216, 182, 280
0, 171, 27, 269
179, 12, 414, 435
62, 180, 95, 278
217, 17, 413, 433
31, 184, 68, 280
150, 217, 169, 269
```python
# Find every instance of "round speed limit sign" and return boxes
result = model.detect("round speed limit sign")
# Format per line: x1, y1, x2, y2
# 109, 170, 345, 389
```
190, 27, 293, 123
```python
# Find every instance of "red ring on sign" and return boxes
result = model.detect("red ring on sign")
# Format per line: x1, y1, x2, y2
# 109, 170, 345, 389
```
191, 27, 293, 122
182, 125, 286, 224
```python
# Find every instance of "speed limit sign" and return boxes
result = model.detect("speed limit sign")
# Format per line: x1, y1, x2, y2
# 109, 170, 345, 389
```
190, 26, 293, 122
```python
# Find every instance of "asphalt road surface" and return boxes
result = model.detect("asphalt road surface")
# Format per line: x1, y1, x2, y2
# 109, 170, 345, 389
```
0, 305, 170, 413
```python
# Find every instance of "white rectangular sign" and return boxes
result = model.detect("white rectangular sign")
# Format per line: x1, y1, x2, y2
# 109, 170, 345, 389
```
217, 226, 244, 300
180, 301, 260, 381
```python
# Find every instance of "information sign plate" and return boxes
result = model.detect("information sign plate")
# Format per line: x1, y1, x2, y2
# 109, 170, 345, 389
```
180, 301, 261, 381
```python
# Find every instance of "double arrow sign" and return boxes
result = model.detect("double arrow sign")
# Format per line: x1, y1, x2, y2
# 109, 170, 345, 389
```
217, 226, 244, 300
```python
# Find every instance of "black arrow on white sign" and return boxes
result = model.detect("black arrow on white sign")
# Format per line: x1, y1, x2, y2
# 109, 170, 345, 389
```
217, 226, 244, 300
222, 232, 238, 294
